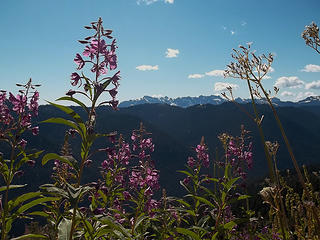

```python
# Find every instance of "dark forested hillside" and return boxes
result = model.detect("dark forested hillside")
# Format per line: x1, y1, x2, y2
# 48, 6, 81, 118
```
12, 103, 320, 196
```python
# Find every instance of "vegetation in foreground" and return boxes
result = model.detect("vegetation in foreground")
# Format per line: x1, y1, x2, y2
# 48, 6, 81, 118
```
0, 18, 320, 239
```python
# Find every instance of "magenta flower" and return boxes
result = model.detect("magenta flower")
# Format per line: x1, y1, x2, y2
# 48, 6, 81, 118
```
71, 72, 81, 86
18, 139, 27, 148
9, 93, 27, 114
108, 88, 118, 99
74, 53, 85, 70
91, 39, 107, 54
29, 91, 39, 116
105, 51, 117, 70
31, 126, 39, 136
21, 114, 31, 128
83, 44, 97, 60
109, 100, 119, 110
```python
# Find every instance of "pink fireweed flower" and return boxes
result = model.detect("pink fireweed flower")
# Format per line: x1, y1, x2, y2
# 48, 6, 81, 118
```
91, 39, 107, 54
29, 91, 39, 116
187, 156, 196, 168
111, 71, 120, 86
91, 62, 107, 76
74, 53, 85, 70
71, 72, 81, 86
108, 88, 118, 99
0, 91, 6, 104
195, 144, 210, 168
83, 44, 97, 60
9, 93, 27, 114
105, 51, 117, 70
21, 114, 31, 128
31, 126, 39, 136
108, 100, 119, 110
18, 139, 27, 148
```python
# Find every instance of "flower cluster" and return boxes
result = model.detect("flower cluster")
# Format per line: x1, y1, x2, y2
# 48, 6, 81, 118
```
69, 17, 120, 110
0, 79, 40, 145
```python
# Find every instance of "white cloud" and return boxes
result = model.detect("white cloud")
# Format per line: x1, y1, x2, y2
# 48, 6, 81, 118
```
222, 26, 227, 30
214, 82, 239, 91
305, 80, 320, 89
188, 74, 204, 79
166, 48, 179, 58
281, 91, 295, 97
301, 64, 320, 72
274, 76, 305, 89
230, 30, 235, 35
205, 69, 225, 77
263, 75, 272, 79
136, 65, 159, 71
137, 0, 173, 5
137, 0, 158, 5
241, 21, 247, 26
268, 67, 275, 73
296, 91, 316, 100
151, 94, 164, 98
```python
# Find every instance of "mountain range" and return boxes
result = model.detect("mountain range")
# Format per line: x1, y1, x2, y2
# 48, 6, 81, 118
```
6, 101, 319, 198
119, 95, 320, 108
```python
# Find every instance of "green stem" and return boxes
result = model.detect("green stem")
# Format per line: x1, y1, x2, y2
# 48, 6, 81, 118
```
246, 80, 276, 183
258, 83, 320, 236
1, 144, 16, 240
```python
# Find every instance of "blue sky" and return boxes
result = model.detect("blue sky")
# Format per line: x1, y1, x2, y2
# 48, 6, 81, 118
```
1, 0, 320, 104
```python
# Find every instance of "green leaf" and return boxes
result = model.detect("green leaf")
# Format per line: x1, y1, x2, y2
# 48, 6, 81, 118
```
56, 96, 89, 114
237, 195, 251, 200
178, 170, 194, 178
58, 218, 72, 240
82, 73, 93, 99
223, 177, 240, 192
211, 232, 219, 240
11, 234, 47, 240
15, 197, 59, 215
176, 227, 201, 240
42, 117, 82, 136
42, 153, 78, 171
28, 211, 49, 217
193, 195, 216, 208
133, 214, 148, 233
8, 191, 42, 211
223, 220, 237, 230
176, 199, 191, 208
0, 184, 27, 192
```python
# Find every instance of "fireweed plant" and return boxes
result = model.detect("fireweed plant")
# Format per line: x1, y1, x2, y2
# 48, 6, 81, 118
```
1, 18, 319, 239
0, 79, 59, 239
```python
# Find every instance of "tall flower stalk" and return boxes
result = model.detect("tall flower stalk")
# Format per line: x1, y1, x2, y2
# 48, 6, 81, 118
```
224, 42, 320, 238
0, 79, 47, 239
41, 17, 120, 239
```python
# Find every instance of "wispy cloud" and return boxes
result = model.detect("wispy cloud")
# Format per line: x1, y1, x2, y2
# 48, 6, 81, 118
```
137, 0, 173, 5
274, 76, 305, 88
241, 21, 247, 26
205, 69, 225, 77
305, 80, 320, 89
136, 65, 159, 71
296, 91, 316, 100
188, 74, 205, 79
214, 82, 239, 91
281, 91, 295, 97
166, 48, 179, 58
301, 64, 320, 72
230, 30, 235, 35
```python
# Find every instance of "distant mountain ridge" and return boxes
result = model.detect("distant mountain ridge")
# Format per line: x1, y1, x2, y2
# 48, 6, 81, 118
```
119, 95, 320, 108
